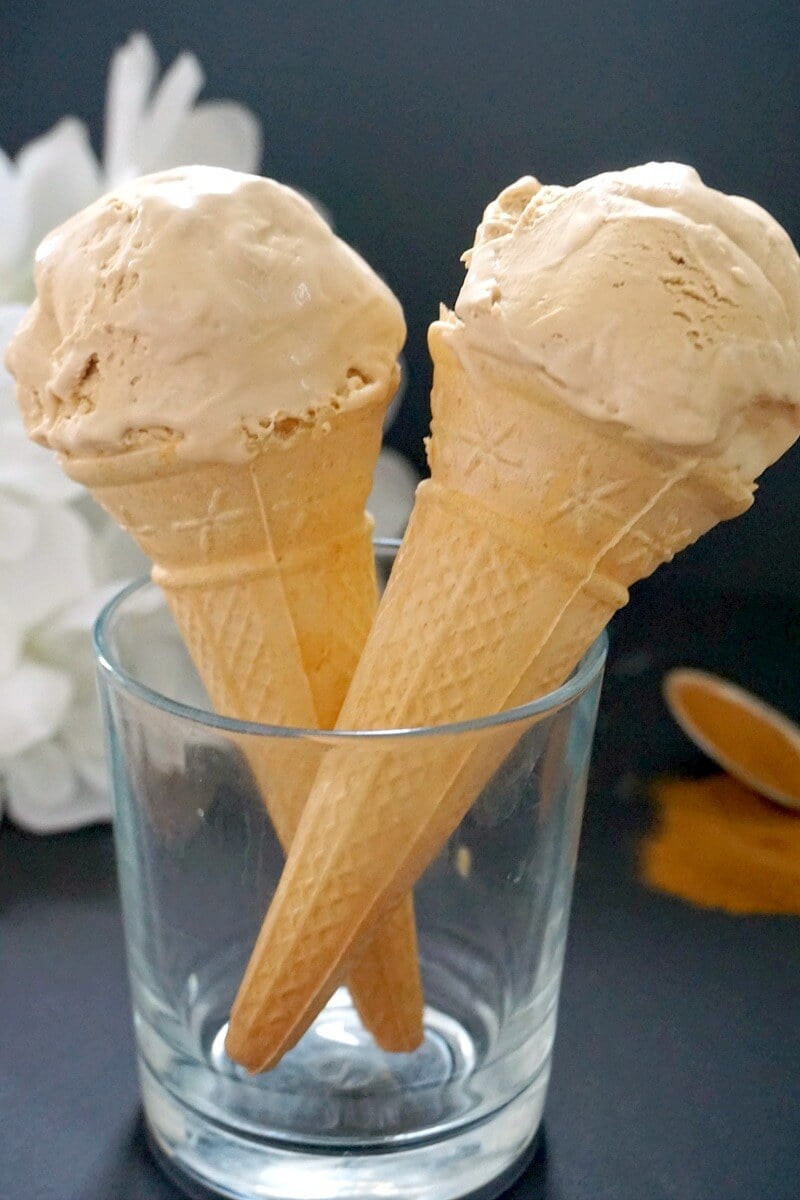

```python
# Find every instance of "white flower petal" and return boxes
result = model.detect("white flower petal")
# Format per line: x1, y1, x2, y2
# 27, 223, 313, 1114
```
0, 304, 30, 412
1, 503, 94, 630
71, 490, 111, 534
16, 118, 101, 280
160, 102, 263, 175
34, 582, 121, 697
0, 303, 29, 353
102, 33, 263, 184
136, 52, 204, 174
0, 164, 26, 276
62, 691, 106, 766
2, 739, 103, 833
43, 581, 123, 642
72, 493, 150, 592
0, 597, 23, 677
368, 447, 419, 538
103, 32, 158, 184
0, 660, 72, 756
74, 783, 114, 828
384, 354, 408, 433
0, 491, 38, 562
74, 758, 111, 810
0, 418, 83, 503
0, 264, 35, 307
87, 511, 150, 583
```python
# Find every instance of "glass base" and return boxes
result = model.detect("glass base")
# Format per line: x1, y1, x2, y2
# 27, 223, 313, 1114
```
139, 992, 548, 1200
142, 1059, 543, 1200
98, 570, 604, 1200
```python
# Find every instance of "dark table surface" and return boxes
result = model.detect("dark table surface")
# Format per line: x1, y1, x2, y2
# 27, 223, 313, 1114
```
2, 575, 800, 1200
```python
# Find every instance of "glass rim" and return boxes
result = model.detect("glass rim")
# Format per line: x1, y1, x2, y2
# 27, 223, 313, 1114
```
93, 539, 608, 742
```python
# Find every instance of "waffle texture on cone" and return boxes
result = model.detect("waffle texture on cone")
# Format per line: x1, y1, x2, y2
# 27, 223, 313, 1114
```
226, 162, 800, 1071
66, 410, 425, 1055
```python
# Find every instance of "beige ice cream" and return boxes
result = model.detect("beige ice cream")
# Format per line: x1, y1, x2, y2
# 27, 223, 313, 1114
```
451, 162, 800, 471
5, 165, 425, 1055
226, 162, 800, 1072
7, 165, 404, 462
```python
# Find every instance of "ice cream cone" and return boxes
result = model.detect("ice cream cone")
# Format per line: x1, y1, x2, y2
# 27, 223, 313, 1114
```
5, 165, 424, 1061
65, 396, 423, 1052
226, 162, 800, 1071
225, 330, 770, 1071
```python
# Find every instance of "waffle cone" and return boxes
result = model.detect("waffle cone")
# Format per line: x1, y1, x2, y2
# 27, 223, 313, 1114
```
226, 331, 755, 1071
66, 398, 423, 1053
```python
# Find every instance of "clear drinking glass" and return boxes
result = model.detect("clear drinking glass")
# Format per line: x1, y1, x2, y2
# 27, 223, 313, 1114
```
94, 541, 607, 1200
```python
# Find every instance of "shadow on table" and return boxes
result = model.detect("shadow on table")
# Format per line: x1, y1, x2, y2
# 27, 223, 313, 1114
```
501, 1127, 557, 1199
79, 1112, 179, 1200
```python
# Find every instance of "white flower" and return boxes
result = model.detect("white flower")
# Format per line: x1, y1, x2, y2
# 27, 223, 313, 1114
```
0, 123, 101, 305
0, 305, 118, 829
0, 33, 262, 831
102, 33, 261, 186
369, 444, 419, 538
0, 32, 262, 306
0, 34, 416, 833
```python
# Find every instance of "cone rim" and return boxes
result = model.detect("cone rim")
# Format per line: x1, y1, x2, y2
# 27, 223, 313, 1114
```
93, 539, 608, 742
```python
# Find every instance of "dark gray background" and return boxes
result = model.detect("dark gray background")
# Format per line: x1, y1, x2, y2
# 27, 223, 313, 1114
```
2, 0, 798, 594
